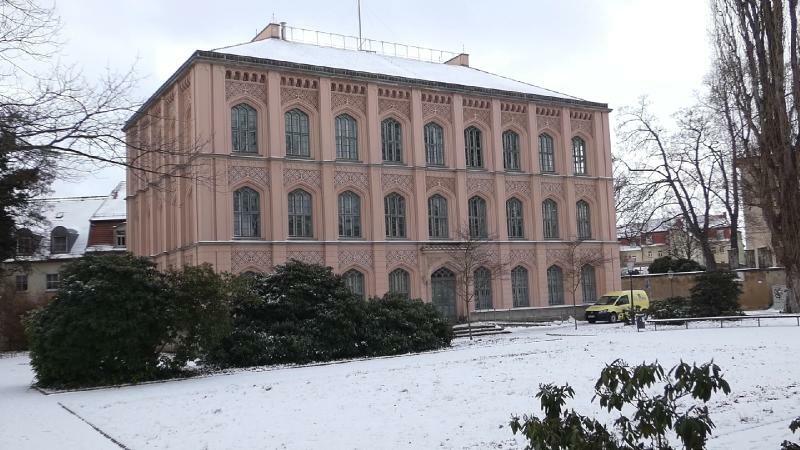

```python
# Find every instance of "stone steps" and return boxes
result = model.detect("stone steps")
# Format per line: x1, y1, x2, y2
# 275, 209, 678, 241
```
452, 323, 511, 338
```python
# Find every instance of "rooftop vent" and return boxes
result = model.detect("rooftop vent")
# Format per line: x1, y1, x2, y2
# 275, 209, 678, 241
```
252, 22, 466, 65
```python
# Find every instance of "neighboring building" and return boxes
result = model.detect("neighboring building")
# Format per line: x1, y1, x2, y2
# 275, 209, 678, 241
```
2, 182, 127, 303
618, 214, 743, 270
125, 23, 620, 320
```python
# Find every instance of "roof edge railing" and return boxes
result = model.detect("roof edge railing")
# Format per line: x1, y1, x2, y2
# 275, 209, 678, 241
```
281, 25, 460, 63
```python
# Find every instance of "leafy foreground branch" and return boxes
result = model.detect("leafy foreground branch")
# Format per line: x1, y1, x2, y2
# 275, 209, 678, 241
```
510, 359, 733, 449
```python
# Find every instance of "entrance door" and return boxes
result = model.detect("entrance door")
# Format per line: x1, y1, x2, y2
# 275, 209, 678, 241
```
431, 267, 457, 321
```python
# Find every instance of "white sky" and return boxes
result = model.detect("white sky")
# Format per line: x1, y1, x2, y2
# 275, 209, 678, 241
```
51, 0, 712, 197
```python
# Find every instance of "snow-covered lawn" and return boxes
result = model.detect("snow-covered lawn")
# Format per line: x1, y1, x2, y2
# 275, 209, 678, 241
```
2, 320, 799, 449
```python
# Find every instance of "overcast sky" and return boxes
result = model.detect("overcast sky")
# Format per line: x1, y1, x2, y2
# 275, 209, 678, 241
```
51, 0, 712, 197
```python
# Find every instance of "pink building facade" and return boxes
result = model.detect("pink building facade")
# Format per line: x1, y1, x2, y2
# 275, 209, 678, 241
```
125, 23, 621, 320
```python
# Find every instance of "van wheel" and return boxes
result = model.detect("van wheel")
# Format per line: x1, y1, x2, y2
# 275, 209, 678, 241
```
587, 319, 596, 324
609, 313, 618, 323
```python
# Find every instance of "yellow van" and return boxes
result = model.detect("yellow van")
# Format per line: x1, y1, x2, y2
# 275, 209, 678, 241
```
584, 290, 650, 323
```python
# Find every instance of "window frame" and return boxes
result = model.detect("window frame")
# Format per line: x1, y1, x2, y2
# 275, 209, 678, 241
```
50, 227, 69, 254
427, 194, 449, 240
342, 269, 365, 299
287, 189, 313, 238
285, 108, 311, 157
511, 266, 530, 307
384, 193, 407, 239
468, 196, 488, 238
542, 199, 560, 239
576, 200, 592, 240
464, 126, 484, 169
388, 268, 411, 299
337, 190, 362, 239
581, 264, 597, 304
539, 133, 556, 173
335, 113, 359, 160
424, 122, 445, 166
381, 117, 403, 163
506, 197, 525, 239
233, 187, 261, 238
114, 225, 127, 247
45, 273, 60, 291
474, 266, 493, 310
572, 136, 587, 175
503, 130, 521, 171
547, 265, 564, 305
15, 274, 28, 292
231, 103, 258, 154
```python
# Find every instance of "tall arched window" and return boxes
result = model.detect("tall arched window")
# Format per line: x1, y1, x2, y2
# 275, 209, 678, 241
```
573, 136, 587, 175
465, 126, 483, 168
285, 108, 310, 157
511, 266, 530, 307
506, 197, 524, 239
424, 122, 445, 166
576, 200, 592, 240
231, 103, 257, 153
428, 194, 449, 239
335, 114, 358, 160
581, 264, 597, 303
431, 267, 456, 320
542, 199, 559, 239
287, 189, 313, 237
468, 196, 488, 238
388, 268, 410, 299
338, 191, 361, 238
547, 265, 564, 305
474, 266, 492, 310
381, 118, 403, 163
539, 133, 555, 173
342, 269, 365, 299
233, 187, 260, 238
503, 130, 521, 171
384, 193, 406, 238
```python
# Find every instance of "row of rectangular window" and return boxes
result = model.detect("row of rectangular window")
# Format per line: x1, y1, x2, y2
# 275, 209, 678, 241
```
14, 273, 60, 292
234, 187, 592, 241
231, 104, 589, 174
340, 264, 598, 308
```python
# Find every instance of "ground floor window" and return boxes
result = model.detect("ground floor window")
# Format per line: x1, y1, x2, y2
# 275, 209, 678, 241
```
15, 274, 27, 291
46, 273, 60, 291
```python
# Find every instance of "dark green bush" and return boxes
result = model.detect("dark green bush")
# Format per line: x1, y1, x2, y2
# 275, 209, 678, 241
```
363, 293, 453, 356
207, 261, 452, 368
690, 270, 742, 317
648, 256, 705, 274
650, 296, 693, 319
25, 254, 171, 387
25, 256, 234, 388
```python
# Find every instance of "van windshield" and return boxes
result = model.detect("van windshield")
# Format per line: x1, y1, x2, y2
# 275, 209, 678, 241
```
595, 295, 618, 305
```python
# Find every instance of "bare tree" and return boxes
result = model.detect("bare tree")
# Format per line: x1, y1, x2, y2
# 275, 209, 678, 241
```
561, 238, 612, 330
617, 98, 741, 271
711, 0, 800, 312
437, 225, 508, 340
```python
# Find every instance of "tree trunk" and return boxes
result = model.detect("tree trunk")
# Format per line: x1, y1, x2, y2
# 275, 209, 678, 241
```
784, 266, 800, 313
700, 238, 718, 271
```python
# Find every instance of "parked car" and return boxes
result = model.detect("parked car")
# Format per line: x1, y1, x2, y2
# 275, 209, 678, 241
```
585, 290, 650, 323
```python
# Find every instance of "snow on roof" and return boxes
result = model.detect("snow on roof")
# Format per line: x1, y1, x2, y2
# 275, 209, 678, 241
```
212, 38, 584, 101
91, 182, 127, 221
33, 196, 108, 260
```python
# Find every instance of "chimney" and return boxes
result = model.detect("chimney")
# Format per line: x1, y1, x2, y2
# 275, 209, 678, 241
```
280, 21, 287, 40
444, 53, 469, 67
251, 22, 283, 42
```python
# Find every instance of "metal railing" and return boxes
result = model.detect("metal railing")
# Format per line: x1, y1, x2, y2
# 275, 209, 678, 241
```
281, 25, 459, 63
647, 314, 800, 331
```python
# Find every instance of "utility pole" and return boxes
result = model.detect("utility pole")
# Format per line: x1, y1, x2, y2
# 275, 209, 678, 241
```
357, 0, 363, 50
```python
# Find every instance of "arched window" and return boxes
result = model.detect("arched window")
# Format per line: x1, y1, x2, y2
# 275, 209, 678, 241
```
474, 266, 492, 310
581, 264, 597, 303
506, 197, 524, 239
342, 269, 365, 299
335, 114, 358, 160
503, 130, 521, 171
424, 122, 445, 166
231, 103, 257, 153
50, 227, 70, 254
431, 267, 456, 320
381, 118, 403, 163
285, 108, 310, 157
573, 136, 587, 175
465, 126, 483, 168
547, 265, 564, 305
287, 189, 313, 237
338, 191, 361, 238
511, 266, 530, 307
539, 133, 555, 173
233, 187, 260, 238
576, 200, 592, 240
542, 199, 559, 239
388, 268, 410, 299
384, 193, 406, 238
428, 194, 449, 239
468, 196, 488, 238
15, 229, 36, 255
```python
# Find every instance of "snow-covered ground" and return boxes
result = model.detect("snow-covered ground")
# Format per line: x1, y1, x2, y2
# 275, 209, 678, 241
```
2, 320, 799, 449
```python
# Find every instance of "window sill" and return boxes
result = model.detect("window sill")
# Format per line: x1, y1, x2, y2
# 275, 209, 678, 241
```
466, 167, 486, 171
286, 155, 313, 160
426, 163, 446, 169
288, 236, 315, 240
232, 151, 261, 156
505, 168, 523, 173
385, 236, 409, 240
338, 237, 364, 240
233, 236, 262, 240
540, 171, 557, 175
382, 161, 406, 166
336, 159, 363, 163
509, 237, 526, 240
